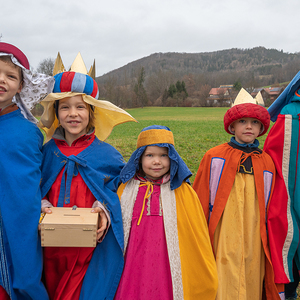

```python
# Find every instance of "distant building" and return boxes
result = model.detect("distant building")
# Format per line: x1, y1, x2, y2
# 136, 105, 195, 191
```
251, 86, 284, 104
219, 85, 234, 89
207, 85, 234, 106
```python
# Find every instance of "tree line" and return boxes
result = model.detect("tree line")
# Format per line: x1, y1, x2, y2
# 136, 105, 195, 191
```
35, 50, 300, 109
96, 61, 300, 108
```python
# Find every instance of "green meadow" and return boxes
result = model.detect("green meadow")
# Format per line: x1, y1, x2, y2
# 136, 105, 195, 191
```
106, 107, 271, 183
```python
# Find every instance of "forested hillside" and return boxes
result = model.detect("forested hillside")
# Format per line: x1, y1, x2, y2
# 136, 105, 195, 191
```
95, 47, 300, 108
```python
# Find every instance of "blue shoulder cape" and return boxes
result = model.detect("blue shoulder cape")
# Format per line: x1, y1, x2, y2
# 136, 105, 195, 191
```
268, 70, 300, 122
0, 110, 48, 300
41, 137, 125, 300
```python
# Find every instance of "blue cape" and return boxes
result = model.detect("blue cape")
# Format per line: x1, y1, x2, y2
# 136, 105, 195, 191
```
0, 110, 48, 300
41, 137, 125, 300
120, 125, 192, 190
268, 70, 300, 122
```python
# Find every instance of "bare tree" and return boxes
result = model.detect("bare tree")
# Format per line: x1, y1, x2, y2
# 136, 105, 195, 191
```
37, 58, 55, 75
146, 70, 176, 103
196, 84, 211, 106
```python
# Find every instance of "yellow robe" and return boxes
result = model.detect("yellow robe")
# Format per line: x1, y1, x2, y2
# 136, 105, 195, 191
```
118, 180, 218, 299
214, 173, 265, 300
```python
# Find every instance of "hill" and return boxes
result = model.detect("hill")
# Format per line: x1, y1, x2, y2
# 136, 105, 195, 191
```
95, 47, 300, 108
96, 47, 300, 84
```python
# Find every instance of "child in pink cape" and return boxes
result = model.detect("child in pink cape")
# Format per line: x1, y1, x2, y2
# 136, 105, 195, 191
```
114, 125, 218, 300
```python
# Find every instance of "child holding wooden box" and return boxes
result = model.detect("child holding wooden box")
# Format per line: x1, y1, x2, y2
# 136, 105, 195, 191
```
39, 53, 136, 300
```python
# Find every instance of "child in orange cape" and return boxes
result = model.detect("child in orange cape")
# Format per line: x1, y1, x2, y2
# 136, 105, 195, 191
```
114, 125, 218, 300
192, 89, 284, 299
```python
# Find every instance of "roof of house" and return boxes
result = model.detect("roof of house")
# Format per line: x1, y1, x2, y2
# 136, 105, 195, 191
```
251, 87, 284, 97
209, 87, 228, 95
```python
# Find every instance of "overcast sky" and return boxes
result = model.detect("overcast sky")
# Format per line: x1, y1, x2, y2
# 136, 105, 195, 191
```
2, 0, 299, 76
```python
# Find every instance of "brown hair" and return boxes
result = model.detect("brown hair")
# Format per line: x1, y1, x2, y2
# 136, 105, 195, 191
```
0, 55, 23, 83
87, 105, 95, 132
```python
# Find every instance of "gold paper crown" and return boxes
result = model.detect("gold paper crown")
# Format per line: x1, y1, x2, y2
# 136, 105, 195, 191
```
40, 51, 137, 142
232, 88, 265, 107
52, 52, 96, 78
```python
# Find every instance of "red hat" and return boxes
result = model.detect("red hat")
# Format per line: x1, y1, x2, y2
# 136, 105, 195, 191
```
224, 103, 270, 137
0, 42, 30, 70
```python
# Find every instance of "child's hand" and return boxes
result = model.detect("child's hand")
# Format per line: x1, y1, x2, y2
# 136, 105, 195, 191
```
91, 207, 108, 241
41, 207, 52, 214
38, 207, 52, 232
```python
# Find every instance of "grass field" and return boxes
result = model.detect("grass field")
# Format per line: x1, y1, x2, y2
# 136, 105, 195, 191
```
106, 106, 271, 183
109, 107, 300, 298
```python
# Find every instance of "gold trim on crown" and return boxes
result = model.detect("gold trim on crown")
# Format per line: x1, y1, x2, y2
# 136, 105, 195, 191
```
232, 88, 265, 107
88, 59, 96, 79
52, 52, 96, 78
52, 52, 65, 76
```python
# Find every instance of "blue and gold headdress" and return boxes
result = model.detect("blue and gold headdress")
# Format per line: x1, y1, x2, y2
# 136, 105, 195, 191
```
120, 125, 192, 190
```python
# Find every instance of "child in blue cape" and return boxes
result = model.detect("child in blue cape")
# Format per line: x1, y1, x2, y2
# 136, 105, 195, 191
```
38, 53, 136, 300
0, 42, 54, 300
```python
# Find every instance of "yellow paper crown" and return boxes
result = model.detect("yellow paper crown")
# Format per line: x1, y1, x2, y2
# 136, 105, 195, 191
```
232, 88, 265, 107
52, 52, 96, 78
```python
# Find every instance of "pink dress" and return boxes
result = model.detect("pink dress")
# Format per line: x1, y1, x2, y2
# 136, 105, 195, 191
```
114, 178, 173, 299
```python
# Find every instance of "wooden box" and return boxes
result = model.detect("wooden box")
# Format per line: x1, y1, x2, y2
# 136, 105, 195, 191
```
40, 207, 98, 247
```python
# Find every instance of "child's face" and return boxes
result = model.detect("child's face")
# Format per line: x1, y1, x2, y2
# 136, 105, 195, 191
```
230, 117, 262, 144
58, 95, 89, 145
141, 146, 170, 180
0, 59, 22, 109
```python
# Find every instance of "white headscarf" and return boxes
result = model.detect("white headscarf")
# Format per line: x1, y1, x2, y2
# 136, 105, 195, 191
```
0, 52, 54, 123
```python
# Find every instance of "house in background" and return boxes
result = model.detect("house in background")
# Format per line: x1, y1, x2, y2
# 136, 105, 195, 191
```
251, 86, 284, 104
207, 85, 234, 106
207, 85, 284, 107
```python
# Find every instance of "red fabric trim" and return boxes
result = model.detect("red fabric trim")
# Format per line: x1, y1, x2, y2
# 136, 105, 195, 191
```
264, 115, 292, 284
60, 72, 75, 93
54, 132, 95, 155
91, 80, 98, 98
0, 286, 10, 300
0, 42, 29, 69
